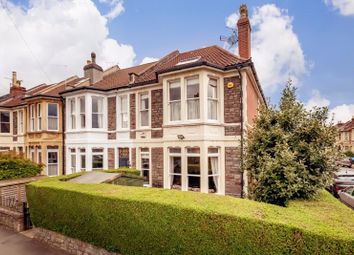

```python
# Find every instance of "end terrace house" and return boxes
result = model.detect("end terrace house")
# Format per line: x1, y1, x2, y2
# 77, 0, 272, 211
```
61, 5, 265, 196
0, 70, 82, 177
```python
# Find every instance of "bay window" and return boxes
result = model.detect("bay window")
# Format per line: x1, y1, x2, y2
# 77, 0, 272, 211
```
30, 104, 35, 131
47, 150, 59, 176
37, 104, 42, 130
92, 96, 103, 128
139, 92, 149, 127
80, 148, 86, 171
18, 110, 23, 134
70, 148, 76, 173
120, 95, 128, 128
37, 149, 42, 164
69, 98, 76, 129
208, 78, 218, 120
47, 103, 58, 131
186, 77, 200, 120
169, 80, 181, 121
79, 97, 85, 128
0, 111, 10, 133
208, 147, 219, 193
140, 148, 150, 185
169, 148, 181, 190
92, 148, 104, 170
187, 147, 200, 191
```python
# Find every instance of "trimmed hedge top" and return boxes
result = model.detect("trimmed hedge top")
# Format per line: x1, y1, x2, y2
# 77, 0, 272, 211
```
27, 176, 354, 255
0, 153, 42, 181
101, 167, 140, 176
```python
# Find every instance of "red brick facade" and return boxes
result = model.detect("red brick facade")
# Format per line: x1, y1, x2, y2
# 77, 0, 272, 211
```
224, 76, 242, 136
131, 148, 136, 168
151, 147, 164, 187
129, 94, 136, 139
108, 148, 115, 169
107, 97, 116, 140
151, 89, 163, 138
225, 147, 242, 196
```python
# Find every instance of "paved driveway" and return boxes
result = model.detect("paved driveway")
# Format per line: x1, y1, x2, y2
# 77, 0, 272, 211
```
0, 226, 69, 255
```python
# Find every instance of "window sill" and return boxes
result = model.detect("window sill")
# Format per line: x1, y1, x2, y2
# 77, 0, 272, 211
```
163, 121, 222, 128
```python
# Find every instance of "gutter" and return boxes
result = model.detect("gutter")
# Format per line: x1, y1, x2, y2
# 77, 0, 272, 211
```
237, 67, 245, 199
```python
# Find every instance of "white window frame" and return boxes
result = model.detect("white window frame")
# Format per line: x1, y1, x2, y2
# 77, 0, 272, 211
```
30, 104, 35, 131
18, 110, 24, 134
70, 148, 76, 173
140, 148, 151, 186
0, 111, 10, 134
79, 148, 86, 171
207, 78, 218, 121
185, 76, 200, 120
69, 98, 76, 130
119, 95, 129, 129
47, 103, 59, 131
92, 96, 104, 129
92, 148, 104, 170
79, 96, 86, 129
37, 103, 42, 131
139, 92, 150, 128
47, 149, 59, 176
168, 148, 182, 190
186, 147, 201, 191
208, 147, 220, 194
168, 80, 181, 122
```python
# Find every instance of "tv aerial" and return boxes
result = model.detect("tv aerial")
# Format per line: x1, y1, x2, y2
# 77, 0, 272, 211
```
220, 28, 238, 49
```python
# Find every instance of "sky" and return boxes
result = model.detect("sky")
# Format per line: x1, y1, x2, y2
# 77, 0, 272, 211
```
0, 0, 353, 123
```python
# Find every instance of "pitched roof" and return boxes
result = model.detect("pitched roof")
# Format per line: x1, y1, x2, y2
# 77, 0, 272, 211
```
338, 118, 354, 132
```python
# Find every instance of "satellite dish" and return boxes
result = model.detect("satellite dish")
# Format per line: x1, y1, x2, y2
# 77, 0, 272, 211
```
220, 28, 238, 49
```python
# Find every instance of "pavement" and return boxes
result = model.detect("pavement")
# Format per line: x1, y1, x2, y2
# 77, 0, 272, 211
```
68, 171, 119, 184
0, 226, 69, 255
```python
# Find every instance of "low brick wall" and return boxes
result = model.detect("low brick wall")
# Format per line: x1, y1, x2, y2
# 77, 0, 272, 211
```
0, 207, 24, 232
33, 227, 120, 255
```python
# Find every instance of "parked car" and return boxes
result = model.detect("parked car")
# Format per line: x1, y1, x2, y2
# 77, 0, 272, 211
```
331, 169, 354, 196
336, 157, 353, 168
339, 186, 354, 209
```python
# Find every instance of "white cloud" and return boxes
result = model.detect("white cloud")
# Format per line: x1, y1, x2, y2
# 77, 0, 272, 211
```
325, 0, 354, 16
140, 57, 159, 65
99, 0, 125, 20
305, 90, 330, 110
226, 12, 239, 28
305, 89, 354, 123
0, 0, 135, 95
226, 4, 308, 92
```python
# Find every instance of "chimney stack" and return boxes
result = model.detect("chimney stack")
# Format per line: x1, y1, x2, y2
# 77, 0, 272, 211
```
237, 4, 251, 59
83, 52, 103, 84
10, 71, 26, 96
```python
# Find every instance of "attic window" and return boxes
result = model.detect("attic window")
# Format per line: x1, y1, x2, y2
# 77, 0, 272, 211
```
176, 57, 201, 66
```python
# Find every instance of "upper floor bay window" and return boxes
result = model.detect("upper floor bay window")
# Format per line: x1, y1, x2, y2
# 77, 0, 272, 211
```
18, 110, 23, 134
47, 103, 58, 131
139, 92, 149, 127
0, 111, 10, 133
186, 77, 200, 120
120, 95, 128, 128
79, 97, 85, 128
37, 104, 42, 130
30, 104, 35, 131
92, 96, 103, 128
69, 98, 76, 129
208, 78, 218, 120
169, 80, 181, 121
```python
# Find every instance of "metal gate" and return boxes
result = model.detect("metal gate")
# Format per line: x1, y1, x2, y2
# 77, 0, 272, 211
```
23, 202, 32, 230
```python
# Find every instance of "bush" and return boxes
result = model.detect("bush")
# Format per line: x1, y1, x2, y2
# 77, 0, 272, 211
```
344, 150, 354, 158
0, 153, 42, 180
101, 167, 140, 176
26, 177, 354, 255
246, 82, 339, 206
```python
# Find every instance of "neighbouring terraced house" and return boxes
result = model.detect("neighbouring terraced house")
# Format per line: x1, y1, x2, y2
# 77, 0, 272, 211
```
336, 117, 354, 153
0, 5, 265, 196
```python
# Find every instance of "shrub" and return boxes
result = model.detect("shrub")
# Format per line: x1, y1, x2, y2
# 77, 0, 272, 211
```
246, 82, 339, 206
0, 153, 42, 180
101, 167, 140, 176
344, 150, 354, 158
26, 177, 354, 255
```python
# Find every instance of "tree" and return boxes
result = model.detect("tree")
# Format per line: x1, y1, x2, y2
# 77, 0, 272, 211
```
246, 81, 339, 206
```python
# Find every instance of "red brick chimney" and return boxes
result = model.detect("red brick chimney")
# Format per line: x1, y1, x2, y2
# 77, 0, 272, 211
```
10, 71, 26, 96
237, 4, 251, 59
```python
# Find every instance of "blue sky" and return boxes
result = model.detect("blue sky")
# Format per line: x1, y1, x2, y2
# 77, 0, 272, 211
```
1, 0, 354, 122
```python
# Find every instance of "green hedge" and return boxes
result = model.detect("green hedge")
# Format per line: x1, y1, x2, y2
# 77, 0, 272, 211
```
0, 154, 42, 181
26, 177, 354, 255
101, 167, 140, 176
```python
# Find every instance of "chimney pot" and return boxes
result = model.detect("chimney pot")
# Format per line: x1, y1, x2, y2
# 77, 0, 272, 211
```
12, 71, 17, 87
91, 52, 96, 63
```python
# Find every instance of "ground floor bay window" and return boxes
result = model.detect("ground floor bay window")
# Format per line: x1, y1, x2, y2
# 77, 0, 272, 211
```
47, 149, 59, 176
140, 148, 150, 186
70, 148, 76, 173
168, 146, 221, 194
92, 148, 104, 170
